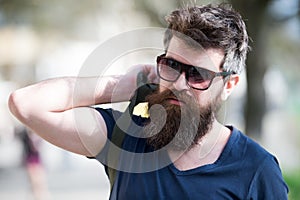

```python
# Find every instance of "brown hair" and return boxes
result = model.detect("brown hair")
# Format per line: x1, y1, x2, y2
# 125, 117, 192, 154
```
164, 3, 249, 74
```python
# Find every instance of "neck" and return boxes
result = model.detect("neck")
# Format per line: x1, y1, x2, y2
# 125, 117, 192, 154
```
168, 120, 231, 170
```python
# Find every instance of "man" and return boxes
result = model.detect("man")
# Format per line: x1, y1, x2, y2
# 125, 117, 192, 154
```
9, 3, 288, 199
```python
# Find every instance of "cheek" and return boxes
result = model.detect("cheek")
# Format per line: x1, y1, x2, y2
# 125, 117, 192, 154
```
208, 78, 225, 98
158, 79, 171, 93
193, 85, 223, 107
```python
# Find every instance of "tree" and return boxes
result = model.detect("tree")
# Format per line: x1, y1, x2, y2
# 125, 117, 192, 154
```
230, 0, 272, 138
230, 0, 300, 138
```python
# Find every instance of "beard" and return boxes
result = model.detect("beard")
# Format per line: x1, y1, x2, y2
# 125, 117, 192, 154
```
143, 88, 220, 152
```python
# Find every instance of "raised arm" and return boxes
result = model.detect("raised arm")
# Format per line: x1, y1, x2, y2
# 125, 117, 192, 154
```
8, 64, 157, 156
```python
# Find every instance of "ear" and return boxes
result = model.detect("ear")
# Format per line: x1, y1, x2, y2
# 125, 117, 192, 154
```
221, 75, 240, 101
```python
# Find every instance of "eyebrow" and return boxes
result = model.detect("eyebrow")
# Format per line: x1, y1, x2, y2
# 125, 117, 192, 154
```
165, 55, 191, 65
164, 54, 194, 67
164, 55, 213, 72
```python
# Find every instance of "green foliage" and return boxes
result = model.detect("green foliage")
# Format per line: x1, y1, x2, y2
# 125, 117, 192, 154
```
284, 171, 300, 200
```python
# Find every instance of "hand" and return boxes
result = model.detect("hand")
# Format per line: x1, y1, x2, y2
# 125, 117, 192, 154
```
124, 64, 159, 86
112, 64, 159, 101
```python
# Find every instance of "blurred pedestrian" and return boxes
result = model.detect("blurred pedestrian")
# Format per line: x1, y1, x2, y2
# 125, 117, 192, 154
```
18, 127, 50, 200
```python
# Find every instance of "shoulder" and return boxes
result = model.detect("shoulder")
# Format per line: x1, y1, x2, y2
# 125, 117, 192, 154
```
226, 127, 283, 181
246, 154, 288, 199
228, 127, 288, 199
229, 126, 272, 162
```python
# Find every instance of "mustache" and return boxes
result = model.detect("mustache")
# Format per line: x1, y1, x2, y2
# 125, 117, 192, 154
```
145, 88, 197, 108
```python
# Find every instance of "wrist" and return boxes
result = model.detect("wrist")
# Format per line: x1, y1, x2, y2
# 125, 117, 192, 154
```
94, 75, 136, 104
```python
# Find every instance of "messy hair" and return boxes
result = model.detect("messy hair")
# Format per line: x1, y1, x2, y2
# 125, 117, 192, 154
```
164, 3, 249, 74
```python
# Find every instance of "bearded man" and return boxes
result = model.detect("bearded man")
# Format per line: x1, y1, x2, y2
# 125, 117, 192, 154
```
9, 3, 288, 200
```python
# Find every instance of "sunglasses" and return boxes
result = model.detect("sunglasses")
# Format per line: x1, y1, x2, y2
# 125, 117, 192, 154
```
156, 54, 234, 90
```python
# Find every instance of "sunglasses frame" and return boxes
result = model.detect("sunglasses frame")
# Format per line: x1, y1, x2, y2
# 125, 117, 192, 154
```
156, 54, 234, 90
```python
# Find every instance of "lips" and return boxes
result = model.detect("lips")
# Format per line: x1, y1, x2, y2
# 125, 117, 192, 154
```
167, 97, 185, 106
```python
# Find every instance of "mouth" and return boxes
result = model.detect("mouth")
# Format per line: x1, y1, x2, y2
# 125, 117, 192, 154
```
167, 98, 185, 106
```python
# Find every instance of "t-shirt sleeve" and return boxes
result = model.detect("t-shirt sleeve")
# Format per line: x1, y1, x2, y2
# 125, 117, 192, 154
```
247, 155, 289, 200
95, 108, 119, 141
87, 108, 122, 166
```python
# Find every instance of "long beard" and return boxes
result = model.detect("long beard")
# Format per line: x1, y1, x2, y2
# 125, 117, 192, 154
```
143, 89, 216, 151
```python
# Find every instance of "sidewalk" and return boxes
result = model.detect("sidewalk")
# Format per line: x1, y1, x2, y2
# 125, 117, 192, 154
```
0, 144, 110, 200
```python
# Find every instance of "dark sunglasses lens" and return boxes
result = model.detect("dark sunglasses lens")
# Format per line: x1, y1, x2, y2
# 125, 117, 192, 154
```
157, 58, 181, 81
187, 67, 214, 89
188, 67, 213, 82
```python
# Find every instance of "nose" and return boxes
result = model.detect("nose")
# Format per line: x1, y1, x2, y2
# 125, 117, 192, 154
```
172, 72, 190, 91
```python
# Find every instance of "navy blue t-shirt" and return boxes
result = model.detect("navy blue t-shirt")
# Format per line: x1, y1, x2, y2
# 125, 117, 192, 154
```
94, 108, 288, 200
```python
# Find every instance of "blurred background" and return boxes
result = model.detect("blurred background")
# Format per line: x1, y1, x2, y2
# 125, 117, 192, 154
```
0, 0, 299, 199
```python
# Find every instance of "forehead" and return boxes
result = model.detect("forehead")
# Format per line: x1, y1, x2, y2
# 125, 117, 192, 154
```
166, 36, 225, 71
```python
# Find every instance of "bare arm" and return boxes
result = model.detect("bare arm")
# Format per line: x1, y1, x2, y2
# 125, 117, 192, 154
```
8, 65, 157, 156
